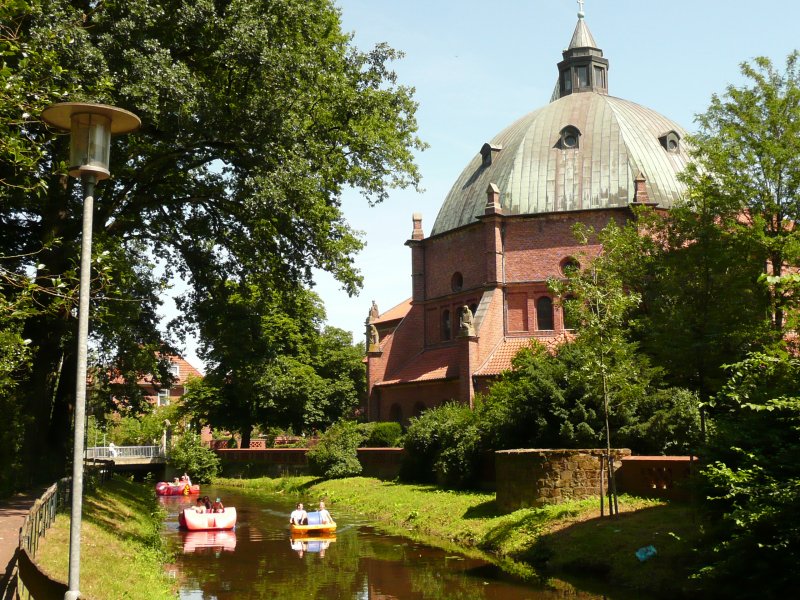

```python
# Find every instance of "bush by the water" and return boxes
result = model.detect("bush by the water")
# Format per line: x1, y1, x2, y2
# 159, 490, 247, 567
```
167, 432, 220, 483
306, 420, 363, 478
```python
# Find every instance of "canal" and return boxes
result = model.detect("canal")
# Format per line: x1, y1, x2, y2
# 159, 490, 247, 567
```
160, 486, 611, 599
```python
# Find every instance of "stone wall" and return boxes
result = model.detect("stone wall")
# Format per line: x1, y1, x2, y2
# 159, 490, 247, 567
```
495, 448, 631, 512
616, 455, 697, 501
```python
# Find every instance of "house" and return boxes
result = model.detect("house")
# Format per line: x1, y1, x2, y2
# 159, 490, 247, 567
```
365, 12, 689, 423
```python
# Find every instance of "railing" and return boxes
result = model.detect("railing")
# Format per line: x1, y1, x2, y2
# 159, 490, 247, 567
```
12, 461, 113, 599
85, 445, 165, 459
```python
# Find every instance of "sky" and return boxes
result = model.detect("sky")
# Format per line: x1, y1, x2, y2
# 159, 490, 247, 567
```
166, 0, 800, 370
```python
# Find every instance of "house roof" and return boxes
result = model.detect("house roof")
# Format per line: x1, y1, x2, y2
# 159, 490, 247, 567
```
377, 346, 460, 386
373, 298, 412, 324
474, 334, 569, 377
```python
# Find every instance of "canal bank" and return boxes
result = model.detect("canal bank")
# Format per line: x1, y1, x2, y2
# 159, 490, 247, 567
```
217, 476, 701, 599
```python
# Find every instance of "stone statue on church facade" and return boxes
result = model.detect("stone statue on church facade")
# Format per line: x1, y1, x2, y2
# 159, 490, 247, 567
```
459, 305, 475, 337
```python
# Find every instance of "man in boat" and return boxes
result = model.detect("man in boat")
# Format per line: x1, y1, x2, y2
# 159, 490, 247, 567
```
194, 498, 206, 513
211, 497, 225, 513
318, 501, 332, 524
290, 503, 308, 525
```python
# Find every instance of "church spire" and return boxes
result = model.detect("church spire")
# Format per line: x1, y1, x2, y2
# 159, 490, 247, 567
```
552, 2, 609, 101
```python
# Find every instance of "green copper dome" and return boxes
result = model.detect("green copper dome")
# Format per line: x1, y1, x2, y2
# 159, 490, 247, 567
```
430, 17, 690, 236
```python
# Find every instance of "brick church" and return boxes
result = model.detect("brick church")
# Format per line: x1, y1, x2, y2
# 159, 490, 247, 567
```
365, 10, 690, 424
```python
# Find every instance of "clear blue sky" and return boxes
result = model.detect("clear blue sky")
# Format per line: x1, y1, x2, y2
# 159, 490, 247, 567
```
169, 0, 800, 369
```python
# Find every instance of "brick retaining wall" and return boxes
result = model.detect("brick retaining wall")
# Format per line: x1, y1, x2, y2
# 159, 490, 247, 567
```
616, 455, 697, 502
495, 448, 631, 512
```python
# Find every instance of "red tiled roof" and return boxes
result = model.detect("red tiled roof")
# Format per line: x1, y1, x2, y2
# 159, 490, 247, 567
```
377, 345, 460, 385
373, 298, 412, 324
474, 334, 568, 377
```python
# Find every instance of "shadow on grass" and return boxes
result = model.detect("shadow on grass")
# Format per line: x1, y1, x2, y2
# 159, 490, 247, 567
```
462, 499, 500, 519
515, 503, 701, 600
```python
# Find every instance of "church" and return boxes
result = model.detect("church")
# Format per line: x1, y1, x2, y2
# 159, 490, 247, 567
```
365, 9, 690, 424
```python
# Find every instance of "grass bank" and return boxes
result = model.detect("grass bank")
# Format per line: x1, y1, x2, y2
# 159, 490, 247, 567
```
218, 476, 700, 598
35, 476, 176, 600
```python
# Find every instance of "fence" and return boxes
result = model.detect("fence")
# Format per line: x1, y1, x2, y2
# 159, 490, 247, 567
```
85, 445, 164, 460
11, 460, 113, 600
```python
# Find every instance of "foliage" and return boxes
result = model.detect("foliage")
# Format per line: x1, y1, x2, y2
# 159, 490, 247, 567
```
401, 402, 482, 488
306, 420, 364, 479
1, 0, 423, 488
361, 421, 403, 447
106, 404, 179, 446
694, 352, 800, 598
687, 52, 800, 332
182, 278, 365, 446
167, 432, 220, 483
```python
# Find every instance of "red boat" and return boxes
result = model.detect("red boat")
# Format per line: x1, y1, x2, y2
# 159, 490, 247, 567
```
155, 481, 200, 496
179, 507, 237, 531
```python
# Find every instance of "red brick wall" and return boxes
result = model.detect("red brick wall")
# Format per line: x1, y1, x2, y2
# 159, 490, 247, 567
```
377, 380, 460, 422
616, 456, 697, 501
424, 226, 486, 299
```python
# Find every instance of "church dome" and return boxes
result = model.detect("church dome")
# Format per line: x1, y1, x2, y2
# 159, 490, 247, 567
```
431, 15, 690, 236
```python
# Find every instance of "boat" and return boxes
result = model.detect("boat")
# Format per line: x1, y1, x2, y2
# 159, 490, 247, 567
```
155, 481, 200, 496
180, 507, 237, 531
290, 510, 336, 535
290, 535, 335, 555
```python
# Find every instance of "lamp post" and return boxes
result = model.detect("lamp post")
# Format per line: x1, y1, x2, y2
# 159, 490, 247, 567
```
41, 103, 140, 600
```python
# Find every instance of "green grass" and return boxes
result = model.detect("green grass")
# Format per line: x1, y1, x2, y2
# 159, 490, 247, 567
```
35, 476, 176, 600
218, 476, 701, 597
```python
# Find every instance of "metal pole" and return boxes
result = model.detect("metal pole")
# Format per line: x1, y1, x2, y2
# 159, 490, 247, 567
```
65, 173, 96, 600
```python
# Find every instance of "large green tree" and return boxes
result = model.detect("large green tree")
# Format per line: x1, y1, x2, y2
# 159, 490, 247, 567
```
1, 0, 422, 486
688, 52, 800, 332
179, 278, 365, 446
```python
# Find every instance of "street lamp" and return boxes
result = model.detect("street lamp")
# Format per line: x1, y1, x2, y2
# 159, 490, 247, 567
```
41, 102, 140, 600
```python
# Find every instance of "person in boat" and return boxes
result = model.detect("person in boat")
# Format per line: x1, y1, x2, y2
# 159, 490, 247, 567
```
211, 497, 225, 513
173, 477, 180, 485
194, 498, 206, 513
180, 473, 192, 486
203, 496, 213, 511
318, 501, 332, 524
289, 503, 308, 525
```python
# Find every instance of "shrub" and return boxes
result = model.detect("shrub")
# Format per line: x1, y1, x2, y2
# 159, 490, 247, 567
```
401, 403, 481, 488
306, 420, 364, 479
167, 432, 220, 483
363, 421, 403, 447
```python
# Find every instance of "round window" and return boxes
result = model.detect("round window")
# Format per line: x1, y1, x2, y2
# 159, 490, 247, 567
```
564, 134, 578, 148
668, 139, 678, 151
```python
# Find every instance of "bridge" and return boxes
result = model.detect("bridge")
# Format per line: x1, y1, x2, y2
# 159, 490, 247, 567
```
85, 445, 166, 472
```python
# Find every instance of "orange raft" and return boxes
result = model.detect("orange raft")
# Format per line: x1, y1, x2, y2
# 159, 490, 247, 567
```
155, 482, 200, 496
180, 507, 237, 531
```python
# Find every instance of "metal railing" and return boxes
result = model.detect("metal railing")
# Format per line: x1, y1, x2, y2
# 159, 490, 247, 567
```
12, 461, 113, 599
85, 445, 165, 459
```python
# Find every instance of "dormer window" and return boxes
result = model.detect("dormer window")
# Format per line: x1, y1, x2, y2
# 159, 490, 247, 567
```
559, 126, 581, 150
659, 130, 681, 153
480, 143, 502, 167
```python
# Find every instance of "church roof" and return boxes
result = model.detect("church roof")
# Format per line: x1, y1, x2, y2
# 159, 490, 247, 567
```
377, 346, 459, 385
430, 16, 690, 236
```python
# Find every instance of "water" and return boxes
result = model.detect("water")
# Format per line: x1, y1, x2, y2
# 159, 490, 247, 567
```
159, 486, 608, 599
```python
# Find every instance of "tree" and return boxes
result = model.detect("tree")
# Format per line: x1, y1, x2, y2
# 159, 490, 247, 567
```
551, 220, 651, 514
1, 0, 423, 486
180, 278, 365, 446
696, 351, 800, 598
688, 52, 800, 332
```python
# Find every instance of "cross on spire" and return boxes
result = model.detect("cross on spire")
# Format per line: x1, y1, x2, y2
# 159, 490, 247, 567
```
577, 0, 585, 19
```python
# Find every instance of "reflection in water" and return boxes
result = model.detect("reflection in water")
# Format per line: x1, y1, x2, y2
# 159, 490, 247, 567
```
160, 488, 609, 599
182, 530, 237, 554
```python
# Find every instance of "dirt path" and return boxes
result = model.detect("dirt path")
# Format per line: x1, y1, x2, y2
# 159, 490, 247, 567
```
0, 488, 47, 596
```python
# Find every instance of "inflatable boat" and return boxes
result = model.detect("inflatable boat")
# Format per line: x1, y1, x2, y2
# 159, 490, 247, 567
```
155, 481, 200, 496
290, 510, 336, 535
180, 507, 237, 531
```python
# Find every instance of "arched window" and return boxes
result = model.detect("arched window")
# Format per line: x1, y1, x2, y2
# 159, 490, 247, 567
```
441, 309, 451, 341
389, 404, 403, 424
560, 257, 580, 276
413, 402, 426, 418
451, 272, 463, 292
536, 296, 554, 330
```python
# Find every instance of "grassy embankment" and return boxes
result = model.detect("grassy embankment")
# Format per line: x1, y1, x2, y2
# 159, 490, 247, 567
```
35, 476, 176, 600
219, 475, 701, 598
